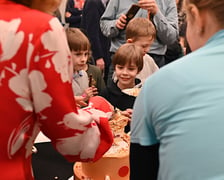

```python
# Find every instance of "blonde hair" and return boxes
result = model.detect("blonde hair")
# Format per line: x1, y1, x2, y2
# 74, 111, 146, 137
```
112, 43, 143, 73
185, 0, 224, 28
65, 28, 91, 52
126, 17, 156, 41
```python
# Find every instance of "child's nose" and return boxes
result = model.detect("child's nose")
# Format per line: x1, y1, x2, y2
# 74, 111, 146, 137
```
81, 54, 87, 61
121, 68, 128, 74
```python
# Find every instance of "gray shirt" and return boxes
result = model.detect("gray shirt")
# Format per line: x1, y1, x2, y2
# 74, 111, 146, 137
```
100, 0, 178, 55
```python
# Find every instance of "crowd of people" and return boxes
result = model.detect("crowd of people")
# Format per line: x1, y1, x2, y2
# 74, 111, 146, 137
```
1, 0, 224, 180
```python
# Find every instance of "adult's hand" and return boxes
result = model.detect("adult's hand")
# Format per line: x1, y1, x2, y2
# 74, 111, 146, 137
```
96, 58, 105, 71
138, 0, 159, 15
116, 14, 127, 30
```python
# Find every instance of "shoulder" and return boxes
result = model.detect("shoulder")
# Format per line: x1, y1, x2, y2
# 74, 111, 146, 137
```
87, 64, 102, 74
144, 54, 155, 62
80, 70, 89, 79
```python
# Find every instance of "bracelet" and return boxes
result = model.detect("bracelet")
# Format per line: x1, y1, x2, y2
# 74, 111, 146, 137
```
82, 93, 87, 98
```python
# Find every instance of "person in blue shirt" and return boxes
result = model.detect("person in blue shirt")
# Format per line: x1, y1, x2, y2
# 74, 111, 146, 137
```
130, 0, 224, 179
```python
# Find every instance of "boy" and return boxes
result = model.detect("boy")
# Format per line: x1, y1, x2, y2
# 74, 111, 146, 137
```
66, 28, 98, 106
112, 17, 159, 85
126, 17, 159, 84
100, 43, 143, 132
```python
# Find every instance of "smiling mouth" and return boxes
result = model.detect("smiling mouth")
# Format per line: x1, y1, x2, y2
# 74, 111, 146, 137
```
120, 77, 130, 81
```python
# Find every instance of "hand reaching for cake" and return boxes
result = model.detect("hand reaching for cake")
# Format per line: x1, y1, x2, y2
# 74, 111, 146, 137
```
121, 108, 133, 121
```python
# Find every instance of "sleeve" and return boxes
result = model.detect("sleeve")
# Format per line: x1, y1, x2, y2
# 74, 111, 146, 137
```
152, 0, 179, 45
100, 0, 120, 38
29, 17, 113, 162
130, 84, 158, 146
130, 73, 160, 179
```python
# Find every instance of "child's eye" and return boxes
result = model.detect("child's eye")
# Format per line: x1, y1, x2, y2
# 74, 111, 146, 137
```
116, 65, 124, 69
128, 68, 136, 71
127, 65, 137, 71
74, 52, 82, 56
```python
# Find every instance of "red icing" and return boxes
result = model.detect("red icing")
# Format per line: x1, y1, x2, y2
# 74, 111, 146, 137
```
118, 166, 129, 177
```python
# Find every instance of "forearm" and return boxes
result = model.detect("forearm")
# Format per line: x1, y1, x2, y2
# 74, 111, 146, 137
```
153, 11, 178, 45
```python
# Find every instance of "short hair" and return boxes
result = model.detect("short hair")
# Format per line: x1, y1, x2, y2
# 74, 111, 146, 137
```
65, 27, 91, 52
112, 43, 143, 73
126, 17, 156, 41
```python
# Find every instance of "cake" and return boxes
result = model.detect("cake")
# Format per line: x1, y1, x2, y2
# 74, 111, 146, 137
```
122, 87, 141, 97
74, 110, 130, 180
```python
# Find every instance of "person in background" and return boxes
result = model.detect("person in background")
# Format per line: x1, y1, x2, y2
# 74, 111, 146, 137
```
65, 0, 85, 28
164, 0, 187, 64
0, 1, 113, 179
130, 0, 224, 179
81, 0, 111, 83
125, 17, 158, 84
100, 43, 143, 132
100, 0, 178, 84
65, 27, 98, 107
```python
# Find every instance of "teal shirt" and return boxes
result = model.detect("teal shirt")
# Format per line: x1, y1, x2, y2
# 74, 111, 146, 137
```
131, 30, 224, 180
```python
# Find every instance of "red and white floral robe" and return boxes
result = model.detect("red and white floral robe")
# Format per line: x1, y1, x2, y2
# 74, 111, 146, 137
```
0, 1, 113, 179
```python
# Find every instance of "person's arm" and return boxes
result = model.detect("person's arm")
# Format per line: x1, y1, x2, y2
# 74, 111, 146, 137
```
130, 80, 160, 178
82, 1, 105, 63
138, 0, 178, 45
30, 17, 113, 162
152, 0, 178, 45
130, 143, 159, 180
100, 0, 121, 38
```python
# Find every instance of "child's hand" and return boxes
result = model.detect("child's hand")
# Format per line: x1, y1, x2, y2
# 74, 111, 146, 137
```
116, 14, 127, 30
75, 96, 88, 108
121, 108, 133, 122
82, 87, 98, 101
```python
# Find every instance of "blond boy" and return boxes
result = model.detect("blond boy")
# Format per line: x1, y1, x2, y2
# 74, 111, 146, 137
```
126, 17, 159, 84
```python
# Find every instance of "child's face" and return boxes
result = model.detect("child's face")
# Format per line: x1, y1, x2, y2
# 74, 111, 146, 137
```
71, 50, 89, 71
115, 63, 139, 88
132, 37, 153, 55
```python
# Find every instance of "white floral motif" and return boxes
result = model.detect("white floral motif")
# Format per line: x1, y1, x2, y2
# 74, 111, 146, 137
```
0, 19, 24, 61
56, 110, 100, 159
28, 70, 52, 113
7, 116, 31, 159
41, 18, 72, 83
8, 69, 33, 112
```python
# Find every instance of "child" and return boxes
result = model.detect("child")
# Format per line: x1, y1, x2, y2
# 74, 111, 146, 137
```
100, 43, 143, 132
100, 0, 178, 84
65, 27, 98, 106
125, 17, 159, 84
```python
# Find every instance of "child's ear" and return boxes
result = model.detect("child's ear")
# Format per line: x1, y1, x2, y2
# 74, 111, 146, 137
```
126, 39, 133, 43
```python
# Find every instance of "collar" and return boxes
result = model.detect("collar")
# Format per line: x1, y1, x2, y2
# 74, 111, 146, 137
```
73, 70, 83, 78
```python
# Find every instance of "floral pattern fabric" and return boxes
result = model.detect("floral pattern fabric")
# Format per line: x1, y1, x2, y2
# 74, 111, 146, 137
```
0, 1, 113, 179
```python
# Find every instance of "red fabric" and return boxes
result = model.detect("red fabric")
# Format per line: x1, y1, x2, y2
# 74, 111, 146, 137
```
0, 1, 112, 179
89, 96, 114, 113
